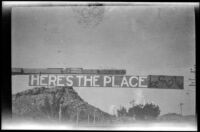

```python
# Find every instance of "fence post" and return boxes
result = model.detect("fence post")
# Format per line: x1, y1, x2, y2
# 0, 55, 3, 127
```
88, 114, 90, 125
76, 109, 79, 125
93, 110, 96, 125
58, 103, 62, 121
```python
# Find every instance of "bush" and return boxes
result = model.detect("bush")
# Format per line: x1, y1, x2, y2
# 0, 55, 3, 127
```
127, 101, 160, 120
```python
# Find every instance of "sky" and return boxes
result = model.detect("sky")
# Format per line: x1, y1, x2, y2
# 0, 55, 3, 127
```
11, 4, 196, 116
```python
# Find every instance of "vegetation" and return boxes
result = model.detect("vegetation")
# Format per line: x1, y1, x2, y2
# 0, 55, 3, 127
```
117, 100, 160, 120
117, 106, 128, 117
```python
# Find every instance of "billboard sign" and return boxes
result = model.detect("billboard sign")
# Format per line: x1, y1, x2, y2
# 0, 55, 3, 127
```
29, 74, 184, 89
29, 74, 148, 88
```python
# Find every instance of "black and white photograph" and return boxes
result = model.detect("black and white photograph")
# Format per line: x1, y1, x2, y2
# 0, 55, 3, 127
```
2, 1, 198, 130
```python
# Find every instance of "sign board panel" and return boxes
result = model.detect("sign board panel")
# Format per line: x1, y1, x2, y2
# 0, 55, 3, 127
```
29, 74, 148, 88
28, 74, 184, 89
148, 75, 184, 89
12, 68, 126, 75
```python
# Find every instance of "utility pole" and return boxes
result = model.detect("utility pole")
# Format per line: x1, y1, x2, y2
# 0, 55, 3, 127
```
180, 103, 184, 116
59, 99, 64, 122
76, 109, 79, 125
93, 110, 96, 125
88, 114, 90, 125
102, 111, 104, 123
58, 103, 62, 121
186, 65, 196, 116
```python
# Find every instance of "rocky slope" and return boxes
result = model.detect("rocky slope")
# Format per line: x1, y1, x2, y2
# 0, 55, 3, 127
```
12, 86, 114, 123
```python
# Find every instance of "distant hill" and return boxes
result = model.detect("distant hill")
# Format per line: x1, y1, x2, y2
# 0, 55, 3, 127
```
12, 86, 114, 123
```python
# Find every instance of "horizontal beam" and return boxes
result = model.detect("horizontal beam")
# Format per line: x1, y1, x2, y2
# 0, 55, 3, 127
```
12, 68, 126, 75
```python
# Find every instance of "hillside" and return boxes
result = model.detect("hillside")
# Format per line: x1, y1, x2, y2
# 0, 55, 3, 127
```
12, 86, 114, 123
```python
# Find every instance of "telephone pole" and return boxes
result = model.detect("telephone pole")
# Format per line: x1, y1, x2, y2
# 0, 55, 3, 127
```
180, 103, 184, 116
102, 111, 104, 123
93, 110, 96, 125
88, 114, 90, 125
59, 99, 64, 122
76, 108, 79, 125
189, 65, 196, 86
58, 103, 62, 121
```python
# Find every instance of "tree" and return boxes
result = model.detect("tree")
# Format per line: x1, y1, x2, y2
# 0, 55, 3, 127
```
127, 101, 161, 120
129, 104, 144, 120
117, 106, 128, 117
143, 103, 160, 120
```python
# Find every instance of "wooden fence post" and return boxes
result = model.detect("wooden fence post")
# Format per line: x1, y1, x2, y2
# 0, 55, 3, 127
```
93, 110, 96, 124
76, 109, 79, 125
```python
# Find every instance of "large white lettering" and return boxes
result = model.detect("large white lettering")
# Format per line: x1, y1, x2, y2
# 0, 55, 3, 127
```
139, 76, 147, 88
129, 76, 138, 87
93, 75, 100, 87
121, 76, 129, 87
112, 76, 119, 87
29, 74, 148, 88
66, 75, 73, 86
40, 74, 48, 86
57, 75, 64, 86
48, 75, 57, 86
30, 75, 40, 86
84, 76, 93, 87
76, 75, 84, 86
104, 76, 111, 87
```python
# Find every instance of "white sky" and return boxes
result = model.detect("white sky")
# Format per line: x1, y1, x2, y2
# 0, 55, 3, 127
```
12, 4, 196, 116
